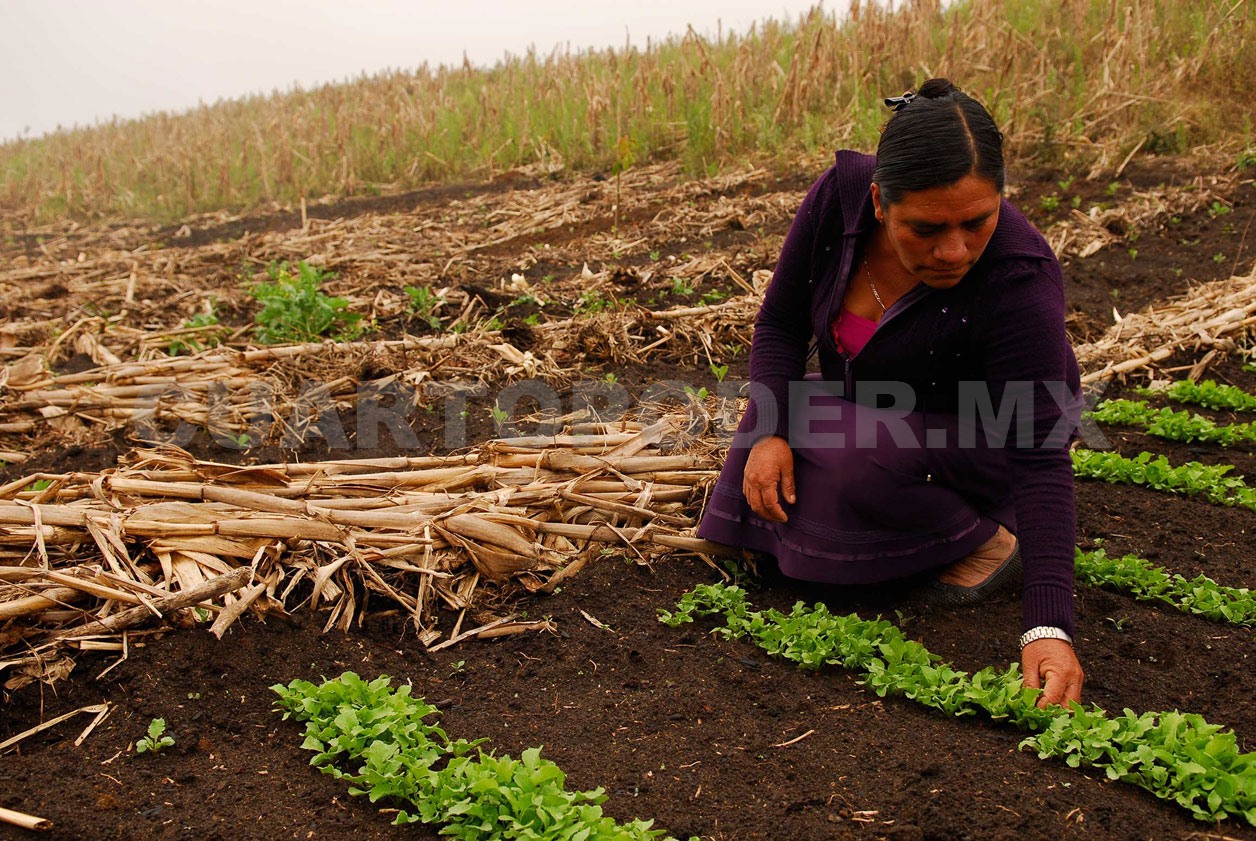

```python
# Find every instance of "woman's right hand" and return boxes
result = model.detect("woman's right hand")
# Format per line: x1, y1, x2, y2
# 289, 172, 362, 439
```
742, 435, 796, 523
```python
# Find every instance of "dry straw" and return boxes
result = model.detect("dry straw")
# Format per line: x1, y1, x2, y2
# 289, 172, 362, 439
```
1076, 268, 1256, 384
0, 412, 736, 688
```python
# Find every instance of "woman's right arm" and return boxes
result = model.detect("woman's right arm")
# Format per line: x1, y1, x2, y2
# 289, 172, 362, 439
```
738, 169, 834, 520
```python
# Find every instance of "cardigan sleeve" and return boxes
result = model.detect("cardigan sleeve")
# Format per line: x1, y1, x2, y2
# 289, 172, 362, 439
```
974, 257, 1082, 638
738, 169, 834, 445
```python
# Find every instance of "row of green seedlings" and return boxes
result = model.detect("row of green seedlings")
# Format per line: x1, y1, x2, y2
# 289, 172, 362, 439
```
659, 583, 1256, 825
1075, 546, 1256, 627
1071, 449, 1256, 513
1143, 379, 1256, 414
272, 673, 694, 841
1083, 378, 1256, 446
171, 261, 735, 354
1086, 399, 1256, 446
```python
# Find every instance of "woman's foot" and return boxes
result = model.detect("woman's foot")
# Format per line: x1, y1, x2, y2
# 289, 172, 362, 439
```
937, 525, 1017, 586
928, 526, 1020, 605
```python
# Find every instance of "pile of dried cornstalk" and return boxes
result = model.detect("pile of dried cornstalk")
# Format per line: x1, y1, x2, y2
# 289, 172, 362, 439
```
0, 331, 555, 454
1076, 267, 1256, 384
0, 412, 731, 688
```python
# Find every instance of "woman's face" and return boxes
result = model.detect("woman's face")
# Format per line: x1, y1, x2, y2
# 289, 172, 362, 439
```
871, 174, 1002, 289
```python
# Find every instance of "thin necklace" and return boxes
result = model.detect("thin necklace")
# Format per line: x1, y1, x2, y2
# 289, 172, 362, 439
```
863, 260, 887, 313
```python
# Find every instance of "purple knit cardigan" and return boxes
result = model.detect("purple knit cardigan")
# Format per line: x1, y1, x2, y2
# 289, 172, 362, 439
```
741, 151, 1082, 636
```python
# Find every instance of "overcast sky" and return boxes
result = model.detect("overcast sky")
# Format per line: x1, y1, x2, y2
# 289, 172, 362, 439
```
0, 1, 840, 143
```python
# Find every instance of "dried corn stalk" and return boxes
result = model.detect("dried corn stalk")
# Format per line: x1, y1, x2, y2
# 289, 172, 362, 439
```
0, 412, 730, 687
1077, 268, 1256, 384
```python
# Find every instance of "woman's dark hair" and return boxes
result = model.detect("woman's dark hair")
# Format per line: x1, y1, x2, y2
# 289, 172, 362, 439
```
872, 78, 1005, 205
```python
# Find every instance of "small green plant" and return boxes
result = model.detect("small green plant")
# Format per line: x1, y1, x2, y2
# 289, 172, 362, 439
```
1039, 194, 1060, 212
669, 277, 695, 296
523, 313, 541, 326
709, 362, 729, 382
1208, 201, 1232, 218
575, 290, 614, 315
489, 403, 508, 428
29, 479, 53, 492
1106, 182, 1120, 196
251, 261, 363, 344
404, 285, 444, 330
603, 372, 618, 384
684, 385, 710, 400
1128, 247, 1138, 261
1071, 195, 1082, 209
135, 718, 175, 754
1057, 175, 1075, 191
168, 303, 225, 355
649, 249, 662, 261
1213, 252, 1227, 265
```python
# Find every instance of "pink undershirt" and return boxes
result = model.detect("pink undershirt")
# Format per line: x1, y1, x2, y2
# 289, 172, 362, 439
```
831, 308, 878, 357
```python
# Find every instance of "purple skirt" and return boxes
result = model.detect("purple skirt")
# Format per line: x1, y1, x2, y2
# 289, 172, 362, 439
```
697, 392, 1014, 585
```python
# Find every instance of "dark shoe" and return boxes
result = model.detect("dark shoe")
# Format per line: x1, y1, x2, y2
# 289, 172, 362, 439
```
926, 541, 1021, 607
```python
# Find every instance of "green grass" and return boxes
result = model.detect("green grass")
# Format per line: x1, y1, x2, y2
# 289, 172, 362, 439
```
1, 0, 1251, 222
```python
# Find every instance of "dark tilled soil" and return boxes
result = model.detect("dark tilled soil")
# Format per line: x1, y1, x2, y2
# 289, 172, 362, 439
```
3, 157, 1256, 841
2, 548, 1253, 841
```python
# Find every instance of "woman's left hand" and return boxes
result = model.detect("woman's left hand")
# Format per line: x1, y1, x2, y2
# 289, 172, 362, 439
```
1021, 639, 1084, 709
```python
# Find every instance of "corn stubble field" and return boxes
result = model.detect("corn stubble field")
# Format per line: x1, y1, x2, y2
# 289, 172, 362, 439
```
1, 1, 1256, 839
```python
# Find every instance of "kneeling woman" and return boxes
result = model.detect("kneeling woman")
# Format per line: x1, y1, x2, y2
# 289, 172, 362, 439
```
697, 79, 1085, 707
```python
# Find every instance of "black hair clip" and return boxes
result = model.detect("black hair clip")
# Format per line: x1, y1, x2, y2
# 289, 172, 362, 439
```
883, 91, 916, 111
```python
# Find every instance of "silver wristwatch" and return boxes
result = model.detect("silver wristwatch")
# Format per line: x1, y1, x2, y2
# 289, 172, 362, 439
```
1019, 626, 1073, 649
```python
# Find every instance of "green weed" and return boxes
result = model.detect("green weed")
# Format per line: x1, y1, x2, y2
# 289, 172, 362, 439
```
251, 262, 363, 344
404, 285, 444, 330
167, 303, 225, 356
669, 277, 695, 296
575, 290, 615, 315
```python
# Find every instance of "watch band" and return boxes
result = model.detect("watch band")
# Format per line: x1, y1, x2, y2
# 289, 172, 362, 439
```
1019, 626, 1073, 649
